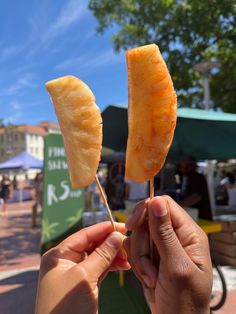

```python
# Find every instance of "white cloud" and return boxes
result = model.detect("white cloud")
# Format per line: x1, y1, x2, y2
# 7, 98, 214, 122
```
38, 0, 88, 45
2, 99, 44, 124
5, 73, 38, 96
55, 49, 124, 72
44, 1, 87, 42
0, 45, 25, 63
27, 0, 89, 57
4, 100, 23, 124
5, 111, 23, 124
10, 100, 21, 110
84, 29, 96, 40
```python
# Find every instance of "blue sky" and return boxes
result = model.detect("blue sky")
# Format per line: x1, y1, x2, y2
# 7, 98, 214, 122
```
0, 0, 127, 125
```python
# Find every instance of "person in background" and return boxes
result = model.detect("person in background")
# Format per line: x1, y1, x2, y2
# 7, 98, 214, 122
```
32, 171, 43, 227
13, 175, 18, 190
105, 174, 126, 210
97, 169, 106, 188
178, 156, 212, 220
226, 172, 236, 207
0, 175, 12, 216
220, 170, 229, 187
35, 196, 212, 314
105, 162, 126, 210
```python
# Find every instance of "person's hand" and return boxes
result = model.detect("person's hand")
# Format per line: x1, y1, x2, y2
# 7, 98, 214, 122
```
124, 196, 212, 314
36, 222, 130, 314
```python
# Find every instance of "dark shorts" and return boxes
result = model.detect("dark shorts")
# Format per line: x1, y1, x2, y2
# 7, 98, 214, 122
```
1, 190, 10, 201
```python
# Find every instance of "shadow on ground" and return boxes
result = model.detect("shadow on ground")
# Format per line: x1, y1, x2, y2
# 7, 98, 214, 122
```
0, 212, 40, 266
0, 270, 39, 314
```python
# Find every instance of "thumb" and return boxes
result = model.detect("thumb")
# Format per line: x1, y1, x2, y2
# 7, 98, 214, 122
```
148, 197, 186, 261
82, 231, 123, 279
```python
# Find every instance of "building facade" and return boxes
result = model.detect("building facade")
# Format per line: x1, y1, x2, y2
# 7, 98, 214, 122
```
0, 121, 60, 162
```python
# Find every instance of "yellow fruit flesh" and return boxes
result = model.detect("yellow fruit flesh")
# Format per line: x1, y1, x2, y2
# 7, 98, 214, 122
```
46, 76, 102, 188
125, 44, 177, 182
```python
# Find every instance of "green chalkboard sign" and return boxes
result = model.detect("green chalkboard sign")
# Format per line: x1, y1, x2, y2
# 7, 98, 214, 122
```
41, 133, 84, 253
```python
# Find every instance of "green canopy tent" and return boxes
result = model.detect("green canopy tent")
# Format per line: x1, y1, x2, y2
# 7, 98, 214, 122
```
102, 105, 236, 160
102, 105, 128, 152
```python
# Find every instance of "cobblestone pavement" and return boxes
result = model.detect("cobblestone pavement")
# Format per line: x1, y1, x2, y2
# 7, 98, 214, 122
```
1, 202, 236, 313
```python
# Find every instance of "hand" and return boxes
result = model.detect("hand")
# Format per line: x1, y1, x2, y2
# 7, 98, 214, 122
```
124, 196, 212, 314
36, 222, 130, 314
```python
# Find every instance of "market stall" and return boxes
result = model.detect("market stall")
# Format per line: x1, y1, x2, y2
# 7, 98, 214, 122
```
0, 151, 43, 202
102, 105, 236, 159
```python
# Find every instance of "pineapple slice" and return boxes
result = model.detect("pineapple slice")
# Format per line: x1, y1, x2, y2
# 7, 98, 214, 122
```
46, 76, 102, 188
125, 44, 177, 182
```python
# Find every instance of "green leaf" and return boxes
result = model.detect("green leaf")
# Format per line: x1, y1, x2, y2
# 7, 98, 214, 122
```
66, 208, 83, 227
89, 0, 236, 112
42, 218, 60, 242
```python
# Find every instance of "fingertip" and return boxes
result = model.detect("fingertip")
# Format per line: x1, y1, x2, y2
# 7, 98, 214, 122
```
148, 196, 168, 218
106, 231, 124, 249
125, 219, 133, 230
114, 222, 127, 234
125, 199, 148, 230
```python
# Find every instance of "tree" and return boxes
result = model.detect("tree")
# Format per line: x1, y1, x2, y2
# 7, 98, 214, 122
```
0, 119, 5, 128
89, 0, 236, 112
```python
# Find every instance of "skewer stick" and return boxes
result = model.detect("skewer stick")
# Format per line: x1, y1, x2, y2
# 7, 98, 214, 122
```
150, 177, 154, 199
95, 174, 115, 230
149, 177, 155, 260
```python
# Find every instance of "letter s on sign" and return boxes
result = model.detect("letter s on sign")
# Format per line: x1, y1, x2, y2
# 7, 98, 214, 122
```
59, 181, 70, 201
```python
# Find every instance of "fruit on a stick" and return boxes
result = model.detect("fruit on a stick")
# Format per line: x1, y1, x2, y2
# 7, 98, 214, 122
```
46, 76, 102, 189
125, 44, 177, 182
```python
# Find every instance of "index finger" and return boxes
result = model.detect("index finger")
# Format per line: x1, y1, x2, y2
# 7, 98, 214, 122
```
125, 199, 148, 230
60, 221, 127, 253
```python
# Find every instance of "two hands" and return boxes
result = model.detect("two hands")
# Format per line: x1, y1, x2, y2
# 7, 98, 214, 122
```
36, 196, 212, 314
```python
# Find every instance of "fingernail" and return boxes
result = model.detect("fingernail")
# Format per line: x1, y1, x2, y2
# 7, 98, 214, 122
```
106, 232, 123, 249
150, 197, 167, 217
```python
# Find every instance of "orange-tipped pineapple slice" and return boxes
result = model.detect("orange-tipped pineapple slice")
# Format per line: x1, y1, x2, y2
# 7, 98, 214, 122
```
46, 76, 102, 188
125, 44, 177, 182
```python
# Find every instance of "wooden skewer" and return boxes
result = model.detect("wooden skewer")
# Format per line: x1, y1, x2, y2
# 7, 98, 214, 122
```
150, 177, 154, 199
95, 174, 115, 231
149, 177, 155, 260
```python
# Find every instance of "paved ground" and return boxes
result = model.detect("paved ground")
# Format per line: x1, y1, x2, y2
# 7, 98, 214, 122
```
0, 201, 40, 314
1, 202, 236, 314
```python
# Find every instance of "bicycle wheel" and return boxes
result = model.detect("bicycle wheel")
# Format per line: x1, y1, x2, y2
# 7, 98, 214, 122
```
210, 264, 227, 311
